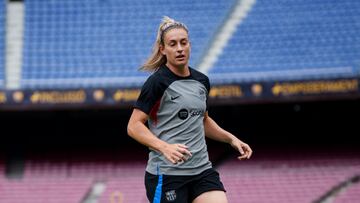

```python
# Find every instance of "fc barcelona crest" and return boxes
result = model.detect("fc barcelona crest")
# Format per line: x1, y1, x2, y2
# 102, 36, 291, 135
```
165, 190, 177, 201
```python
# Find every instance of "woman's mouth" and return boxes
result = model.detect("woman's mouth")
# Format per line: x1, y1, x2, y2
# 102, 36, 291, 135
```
176, 55, 185, 60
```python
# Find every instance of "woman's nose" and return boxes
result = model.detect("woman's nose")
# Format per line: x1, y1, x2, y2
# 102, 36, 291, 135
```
176, 43, 183, 51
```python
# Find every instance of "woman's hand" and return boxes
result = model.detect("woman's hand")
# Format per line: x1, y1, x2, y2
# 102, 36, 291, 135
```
160, 143, 192, 164
230, 139, 253, 160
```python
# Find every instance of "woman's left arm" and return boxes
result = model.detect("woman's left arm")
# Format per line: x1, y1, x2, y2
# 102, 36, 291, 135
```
203, 111, 253, 160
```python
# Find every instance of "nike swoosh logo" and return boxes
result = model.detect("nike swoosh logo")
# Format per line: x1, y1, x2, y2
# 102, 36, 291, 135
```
171, 95, 180, 100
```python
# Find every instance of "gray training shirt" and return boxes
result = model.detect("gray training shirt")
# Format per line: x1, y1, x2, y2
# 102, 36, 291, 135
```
134, 65, 212, 176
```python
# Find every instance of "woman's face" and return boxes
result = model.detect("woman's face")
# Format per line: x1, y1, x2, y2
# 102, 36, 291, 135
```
161, 28, 191, 69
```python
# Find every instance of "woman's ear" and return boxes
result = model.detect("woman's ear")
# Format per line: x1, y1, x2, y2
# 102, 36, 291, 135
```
159, 44, 165, 55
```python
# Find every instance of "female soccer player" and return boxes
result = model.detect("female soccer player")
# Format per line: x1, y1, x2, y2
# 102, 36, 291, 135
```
127, 16, 252, 203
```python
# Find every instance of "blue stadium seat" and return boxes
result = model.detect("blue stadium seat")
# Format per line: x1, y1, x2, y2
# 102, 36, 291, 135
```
210, 0, 360, 83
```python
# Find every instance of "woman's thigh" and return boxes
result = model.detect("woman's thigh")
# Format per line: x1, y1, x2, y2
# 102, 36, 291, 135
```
192, 190, 228, 203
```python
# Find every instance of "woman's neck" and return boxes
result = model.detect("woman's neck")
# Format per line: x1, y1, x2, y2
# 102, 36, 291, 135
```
166, 63, 190, 77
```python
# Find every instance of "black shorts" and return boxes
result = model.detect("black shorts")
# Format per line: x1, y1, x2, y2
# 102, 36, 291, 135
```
145, 168, 226, 203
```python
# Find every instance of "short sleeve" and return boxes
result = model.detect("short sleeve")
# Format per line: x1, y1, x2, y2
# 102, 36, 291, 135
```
134, 75, 162, 115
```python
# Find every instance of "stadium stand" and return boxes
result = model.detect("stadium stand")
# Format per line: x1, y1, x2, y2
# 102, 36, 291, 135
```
1, 150, 148, 203
24, 154, 146, 180
209, 0, 360, 84
0, 0, 5, 89
217, 150, 360, 203
21, 0, 235, 89
0, 177, 92, 203
1, 148, 359, 203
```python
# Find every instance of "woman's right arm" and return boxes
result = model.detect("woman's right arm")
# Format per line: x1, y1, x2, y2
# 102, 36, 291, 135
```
127, 108, 191, 164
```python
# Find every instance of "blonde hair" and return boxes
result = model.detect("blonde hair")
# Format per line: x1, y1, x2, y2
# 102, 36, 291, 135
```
140, 16, 189, 72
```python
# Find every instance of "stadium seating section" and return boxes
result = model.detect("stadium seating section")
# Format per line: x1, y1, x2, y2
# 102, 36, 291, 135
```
19, 0, 360, 89
0, 149, 359, 202
218, 151, 360, 202
21, 0, 235, 89
0, 0, 5, 88
210, 0, 360, 84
